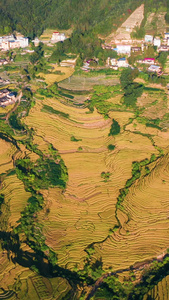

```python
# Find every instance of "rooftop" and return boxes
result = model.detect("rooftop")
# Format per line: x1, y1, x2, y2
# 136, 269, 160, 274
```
118, 57, 126, 61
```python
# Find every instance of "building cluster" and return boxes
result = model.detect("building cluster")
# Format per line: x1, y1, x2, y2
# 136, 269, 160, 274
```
108, 55, 162, 75
0, 35, 29, 51
103, 32, 169, 75
32, 31, 67, 47
104, 32, 169, 57
0, 89, 16, 107
145, 33, 169, 52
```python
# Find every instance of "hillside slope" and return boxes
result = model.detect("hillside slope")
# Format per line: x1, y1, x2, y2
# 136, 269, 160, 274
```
0, 0, 164, 38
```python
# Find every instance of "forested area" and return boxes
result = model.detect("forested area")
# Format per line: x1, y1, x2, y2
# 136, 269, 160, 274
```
0, 0, 167, 39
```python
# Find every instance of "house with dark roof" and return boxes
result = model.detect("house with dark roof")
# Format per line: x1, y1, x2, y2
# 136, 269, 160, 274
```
0, 89, 16, 106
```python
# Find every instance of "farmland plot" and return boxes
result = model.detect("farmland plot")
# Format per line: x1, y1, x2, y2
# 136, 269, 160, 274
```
0, 173, 31, 228
58, 74, 120, 91
24, 95, 159, 270
39, 66, 74, 86
94, 153, 169, 270
0, 139, 16, 174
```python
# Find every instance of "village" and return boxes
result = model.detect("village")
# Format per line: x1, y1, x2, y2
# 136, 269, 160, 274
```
0, 2, 169, 107
101, 32, 169, 75
0, 31, 68, 106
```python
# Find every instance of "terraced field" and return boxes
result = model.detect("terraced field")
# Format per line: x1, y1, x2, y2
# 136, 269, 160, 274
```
39, 66, 75, 86
23, 93, 163, 272
94, 152, 169, 269
0, 264, 71, 300
0, 61, 169, 298
1, 173, 31, 228
143, 275, 169, 300
58, 74, 120, 91
0, 139, 16, 174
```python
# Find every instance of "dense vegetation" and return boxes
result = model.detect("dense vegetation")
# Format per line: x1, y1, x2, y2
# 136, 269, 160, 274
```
50, 30, 117, 65
0, 0, 167, 39
120, 68, 144, 108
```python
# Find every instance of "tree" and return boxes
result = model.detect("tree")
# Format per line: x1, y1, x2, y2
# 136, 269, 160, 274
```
165, 12, 169, 24
29, 52, 40, 65
131, 26, 145, 39
22, 87, 32, 100
144, 45, 156, 58
120, 68, 143, 108
120, 68, 139, 88
109, 119, 120, 136
157, 52, 168, 68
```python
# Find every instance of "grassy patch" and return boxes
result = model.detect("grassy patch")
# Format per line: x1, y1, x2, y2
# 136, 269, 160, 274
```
70, 136, 82, 142
41, 104, 69, 118
59, 91, 74, 99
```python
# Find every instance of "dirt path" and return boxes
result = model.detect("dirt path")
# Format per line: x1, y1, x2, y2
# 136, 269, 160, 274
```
85, 251, 168, 300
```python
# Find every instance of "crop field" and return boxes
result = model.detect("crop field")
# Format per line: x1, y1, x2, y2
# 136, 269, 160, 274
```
0, 103, 15, 115
1, 173, 31, 227
0, 264, 71, 299
23, 93, 162, 271
38, 66, 74, 86
58, 74, 120, 91
0, 139, 16, 174
94, 152, 169, 269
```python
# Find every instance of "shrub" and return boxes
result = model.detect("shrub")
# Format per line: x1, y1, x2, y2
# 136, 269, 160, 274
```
107, 144, 115, 150
101, 172, 111, 181
71, 136, 82, 142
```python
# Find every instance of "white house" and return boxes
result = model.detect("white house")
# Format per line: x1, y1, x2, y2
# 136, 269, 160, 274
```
113, 44, 131, 55
9, 40, 20, 49
148, 65, 161, 73
153, 37, 161, 48
145, 35, 153, 43
0, 35, 28, 50
51, 32, 66, 43
17, 37, 29, 48
109, 58, 118, 69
